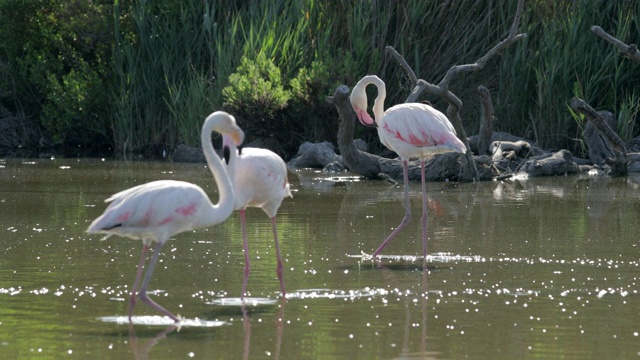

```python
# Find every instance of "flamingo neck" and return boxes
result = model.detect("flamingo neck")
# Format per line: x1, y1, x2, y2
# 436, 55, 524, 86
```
369, 76, 386, 123
200, 121, 235, 226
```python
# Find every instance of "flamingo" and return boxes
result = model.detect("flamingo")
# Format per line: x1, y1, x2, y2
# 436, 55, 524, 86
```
350, 75, 466, 259
222, 136, 292, 299
86, 111, 244, 322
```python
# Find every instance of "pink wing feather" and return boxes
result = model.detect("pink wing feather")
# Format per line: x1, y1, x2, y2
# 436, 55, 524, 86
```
87, 180, 211, 241
380, 103, 466, 155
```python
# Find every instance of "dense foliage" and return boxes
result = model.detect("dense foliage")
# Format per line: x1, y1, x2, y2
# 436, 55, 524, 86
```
0, 0, 638, 159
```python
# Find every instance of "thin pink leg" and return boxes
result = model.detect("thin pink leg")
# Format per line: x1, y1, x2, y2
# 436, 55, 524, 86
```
129, 244, 150, 322
271, 216, 286, 297
138, 241, 179, 322
372, 160, 412, 258
240, 209, 251, 300
420, 160, 428, 259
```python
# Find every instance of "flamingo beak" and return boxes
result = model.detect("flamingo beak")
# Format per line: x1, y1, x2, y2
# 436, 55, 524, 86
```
355, 108, 378, 128
230, 128, 245, 146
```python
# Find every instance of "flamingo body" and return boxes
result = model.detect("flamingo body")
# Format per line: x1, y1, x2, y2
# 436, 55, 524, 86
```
87, 111, 244, 322
229, 147, 291, 217
378, 103, 466, 159
88, 180, 221, 245
223, 138, 292, 299
350, 75, 466, 259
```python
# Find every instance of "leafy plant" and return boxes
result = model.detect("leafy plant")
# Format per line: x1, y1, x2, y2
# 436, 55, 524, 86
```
223, 52, 290, 119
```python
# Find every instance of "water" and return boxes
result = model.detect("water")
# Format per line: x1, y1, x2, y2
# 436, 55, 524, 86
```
1, 157, 640, 359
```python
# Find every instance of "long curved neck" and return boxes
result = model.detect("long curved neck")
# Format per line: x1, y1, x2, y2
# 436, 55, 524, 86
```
199, 121, 235, 226
369, 76, 387, 122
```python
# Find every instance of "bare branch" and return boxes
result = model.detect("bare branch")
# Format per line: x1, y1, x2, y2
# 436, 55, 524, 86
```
570, 97, 628, 175
385, 46, 418, 89
477, 85, 494, 156
569, 97, 626, 152
385, 0, 527, 181
509, 0, 525, 38
591, 25, 640, 63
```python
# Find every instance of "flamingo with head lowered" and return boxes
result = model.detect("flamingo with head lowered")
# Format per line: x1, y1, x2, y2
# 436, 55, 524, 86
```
350, 75, 466, 259
86, 111, 244, 322
222, 136, 292, 300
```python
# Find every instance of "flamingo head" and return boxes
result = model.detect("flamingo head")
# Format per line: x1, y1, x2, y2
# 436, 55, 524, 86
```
208, 111, 245, 147
222, 134, 244, 165
350, 80, 378, 128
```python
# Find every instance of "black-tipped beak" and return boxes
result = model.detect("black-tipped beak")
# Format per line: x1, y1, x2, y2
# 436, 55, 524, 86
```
238, 144, 243, 156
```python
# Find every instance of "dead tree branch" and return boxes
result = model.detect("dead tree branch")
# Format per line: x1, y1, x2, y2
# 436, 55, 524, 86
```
591, 25, 640, 64
386, 0, 527, 181
570, 97, 628, 175
477, 85, 494, 156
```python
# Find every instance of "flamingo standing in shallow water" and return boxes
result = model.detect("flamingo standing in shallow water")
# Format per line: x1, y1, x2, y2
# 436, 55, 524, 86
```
86, 111, 244, 322
350, 75, 466, 259
222, 137, 292, 299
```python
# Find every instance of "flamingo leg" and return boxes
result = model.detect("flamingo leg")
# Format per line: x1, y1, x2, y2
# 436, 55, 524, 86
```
372, 160, 412, 258
271, 216, 286, 297
420, 160, 428, 259
240, 209, 251, 300
138, 241, 179, 322
129, 244, 150, 321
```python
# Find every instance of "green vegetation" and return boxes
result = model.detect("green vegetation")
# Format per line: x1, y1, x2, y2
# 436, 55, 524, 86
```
0, 0, 638, 159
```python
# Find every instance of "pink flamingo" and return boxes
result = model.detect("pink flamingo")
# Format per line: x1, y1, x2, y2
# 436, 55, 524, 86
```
350, 75, 466, 259
223, 137, 292, 299
86, 111, 244, 322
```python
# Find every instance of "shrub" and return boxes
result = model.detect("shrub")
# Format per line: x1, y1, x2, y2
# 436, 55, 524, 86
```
0, 0, 112, 151
223, 52, 290, 119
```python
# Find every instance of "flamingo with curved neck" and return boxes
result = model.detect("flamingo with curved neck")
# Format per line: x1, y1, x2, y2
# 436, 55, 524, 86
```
350, 75, 466, 259
87, 111, 243, 322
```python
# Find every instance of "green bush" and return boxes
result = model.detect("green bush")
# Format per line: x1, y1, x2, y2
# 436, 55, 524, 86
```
0, 0, 112, 150
223, 52, 290, 120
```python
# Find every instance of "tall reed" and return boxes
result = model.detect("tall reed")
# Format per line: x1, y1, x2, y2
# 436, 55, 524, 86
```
497, 0, 640, 153
111, 1, 218, 155
106, 0, 640, 159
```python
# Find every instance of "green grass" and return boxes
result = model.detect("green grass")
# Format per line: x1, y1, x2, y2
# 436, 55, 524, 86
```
2, 0, 639, 158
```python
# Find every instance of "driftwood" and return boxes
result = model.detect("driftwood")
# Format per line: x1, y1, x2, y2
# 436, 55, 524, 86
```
489, 140, 546, 173
591, 25, 640, 64
287, 141, 342, 169
173, 144, 206, 163
577, 24, 640, 175
491, 140, 531, 163
524, 150, 580, 177
302, 82, 587, 180
583, 110, 617, 167
477, 85, 494, 156
468, 131, 537, 156
570, 97, 628, 175
384, 0, 526, 181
